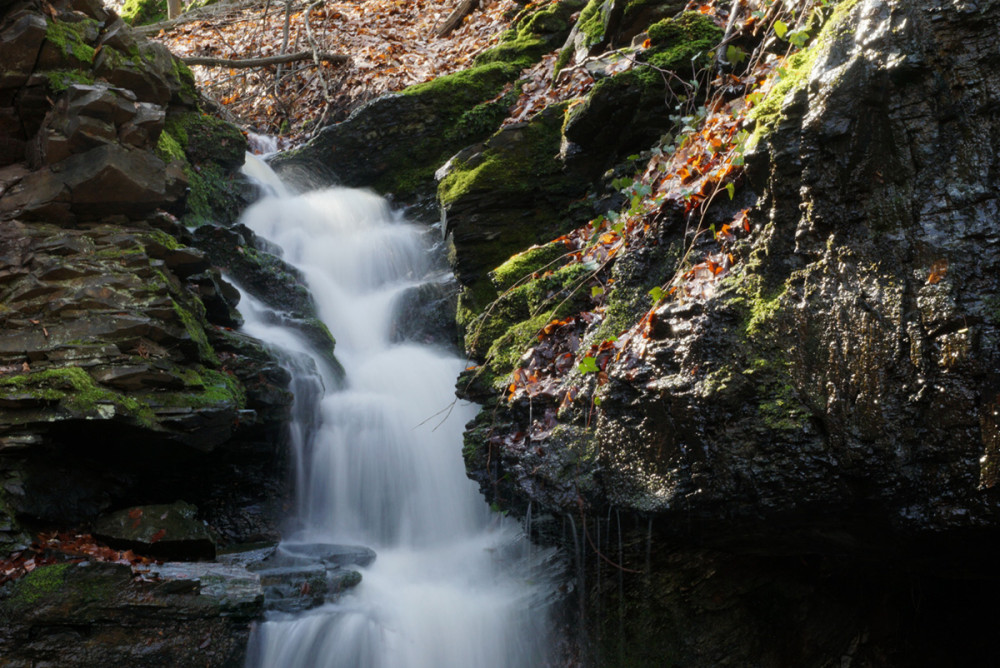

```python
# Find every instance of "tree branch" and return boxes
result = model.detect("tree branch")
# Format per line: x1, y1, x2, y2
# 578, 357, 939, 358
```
435, 0, 479, 38
182, 51, 349, 68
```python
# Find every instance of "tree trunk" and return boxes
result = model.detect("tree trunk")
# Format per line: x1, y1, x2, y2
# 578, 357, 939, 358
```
167, 0, 182, 20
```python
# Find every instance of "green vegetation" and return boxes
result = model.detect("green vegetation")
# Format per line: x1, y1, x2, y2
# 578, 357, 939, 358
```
3, 563, 71, 608
468, 263, 592, 383
0, 367, 157, 427
43, 69, 95, 93
172, 299, 219, 364
446, 83, 523, 143
156, 112, 248, 226
45, 18, 98, 63
120, 0, 165, 26
490, 242, 569, 293
439, 101, 569, 207
476, 0, 584, 67
644, 12, 722, 72
749, 0, 862, 143
577, 0, 608, 45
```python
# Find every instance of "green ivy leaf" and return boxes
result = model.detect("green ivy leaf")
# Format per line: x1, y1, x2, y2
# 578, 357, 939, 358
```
725, 182, 735, 200
774, 19, 788, 38
726, 45, 747, 65
591, 286, 605, 297
649, 286, 665, 303
578, 356, 600, 374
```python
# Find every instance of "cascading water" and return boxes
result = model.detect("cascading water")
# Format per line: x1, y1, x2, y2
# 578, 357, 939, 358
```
238, 157, 560, 668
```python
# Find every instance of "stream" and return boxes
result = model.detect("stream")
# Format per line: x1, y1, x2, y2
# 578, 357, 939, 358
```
236, 156, 560, 667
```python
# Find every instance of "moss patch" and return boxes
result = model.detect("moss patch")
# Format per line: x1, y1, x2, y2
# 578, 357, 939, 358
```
43, 69, 95, 93
171, 299, 219, 364
0, 367, 157, 427
469, 263, 592, 381
644, 12, 722, 72
157, 113, 247, 226
439, 101, 570, 207
45, 18, 98, 63
120, 0, 166, 26
2, 563, 71, 608
490, 242, 570, 293
748, 0, 862, 144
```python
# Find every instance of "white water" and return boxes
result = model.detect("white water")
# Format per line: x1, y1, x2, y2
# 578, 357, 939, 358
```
239, 157, 558, 668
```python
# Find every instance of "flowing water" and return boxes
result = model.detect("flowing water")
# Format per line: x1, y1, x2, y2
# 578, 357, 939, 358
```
238, 157, 559, 668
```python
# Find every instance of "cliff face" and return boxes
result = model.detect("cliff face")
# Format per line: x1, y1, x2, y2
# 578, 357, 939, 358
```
456, 0, 1000, 664
0, 0, 324, 663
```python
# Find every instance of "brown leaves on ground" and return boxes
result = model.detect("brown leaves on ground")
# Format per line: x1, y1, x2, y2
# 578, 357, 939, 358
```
155, 0, 521, 143
0, 532, 158, 586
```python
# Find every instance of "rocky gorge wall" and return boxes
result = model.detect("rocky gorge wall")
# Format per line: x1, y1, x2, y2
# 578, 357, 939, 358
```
0, 0, 346, 663
286, 0, 1000, 665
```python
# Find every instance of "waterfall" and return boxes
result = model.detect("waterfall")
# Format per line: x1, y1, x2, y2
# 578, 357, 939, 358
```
238, 155, 560, 668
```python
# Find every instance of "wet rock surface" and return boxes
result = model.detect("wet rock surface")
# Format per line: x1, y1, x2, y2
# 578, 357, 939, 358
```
244, 543, 371, 613
0, 0, 306, 664
0, 560, 262, 668
449, 0, 1000, 665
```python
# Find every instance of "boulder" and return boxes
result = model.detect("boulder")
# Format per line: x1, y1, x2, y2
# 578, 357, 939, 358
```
94, 501, 217, 560
0, 560, 262, 666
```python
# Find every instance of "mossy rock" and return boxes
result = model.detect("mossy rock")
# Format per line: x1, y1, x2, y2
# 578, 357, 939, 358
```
644, 11, 721, 71
156, 112, 248, 226
440, 101, 592, 312
490, 241, 571, 293
120, 0, 166, 26
164, 111, 247, 170
283, 60, 529, 215
467, 263, 592, 381
474, 0, 587, 68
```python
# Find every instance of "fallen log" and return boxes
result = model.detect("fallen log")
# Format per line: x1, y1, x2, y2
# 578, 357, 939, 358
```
182, 51, 349, 67
435, 0, 479, 38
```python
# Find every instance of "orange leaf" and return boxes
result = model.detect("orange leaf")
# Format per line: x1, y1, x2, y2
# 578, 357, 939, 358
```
926, 259, 948, 285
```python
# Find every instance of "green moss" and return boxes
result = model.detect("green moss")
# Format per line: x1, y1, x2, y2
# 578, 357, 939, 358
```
164, 112, 247, 167
439, 101, 569, 207
169, 58, 199, 103
365, 61, 525, 197
4, 563, 71, 607
644, 12, 722, 72
470, 263, 592, 379
402, 61, 522, 106
171, 300, 218, 364
446, 83, 522, 143
553, 44, 574, 78
146, 228, 182, 251
45, 19, 98, 63
749, 0, 862, 144
484, 309, 560, 384
192, 367, 245, 408
120, 0, 165, 25
474, 35, 550, 68
0, 367, 157, 427
577, 0, 608, 46
490, 242, 569, 293
155, 129, 185, 164
43, 69, 95, 93
478, 0, 582, 66
183, 160, 243, 227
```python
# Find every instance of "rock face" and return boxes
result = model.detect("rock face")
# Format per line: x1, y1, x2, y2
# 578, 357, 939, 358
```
0, 0, 314, 664
451, 0, 1000, 665
0, 561, 262, 667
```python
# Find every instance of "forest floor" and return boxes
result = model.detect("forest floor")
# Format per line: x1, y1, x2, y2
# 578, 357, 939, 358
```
143, 0, 525, 145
